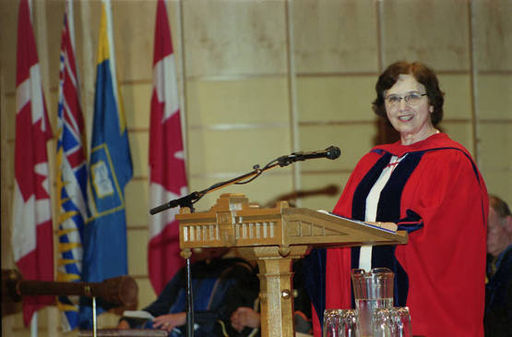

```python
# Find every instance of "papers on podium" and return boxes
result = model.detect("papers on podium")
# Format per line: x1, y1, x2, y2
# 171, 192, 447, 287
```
122, 310, 154, 320
316, 210, 398, 233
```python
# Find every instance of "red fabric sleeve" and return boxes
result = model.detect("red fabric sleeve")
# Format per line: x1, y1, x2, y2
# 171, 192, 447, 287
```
396, 149, 488, 337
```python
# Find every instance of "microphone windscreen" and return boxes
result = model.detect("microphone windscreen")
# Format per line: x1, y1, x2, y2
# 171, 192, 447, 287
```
326, 146, 341, 160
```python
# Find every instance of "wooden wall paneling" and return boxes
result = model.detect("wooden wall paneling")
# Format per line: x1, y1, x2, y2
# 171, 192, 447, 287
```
476, 74, 512, 120
472, 0, 512, 202
1, 139, 15, 269
127, 131, 149, 177
74, 0, 102, 149
473, 0, 512, 71
292, 0, 379, 73
126, 228, 149, 276
125, 179, 150, 227
381, 0, 470, 71
7, 307, 54, 335
484, 168, 512, 212
436, 73, 472, 120
438, 121, 474, 153
284, 0, 300, 205
47, 307, 59, 337
186, 127, 292, 175
32, 0, 54, 123
122, 82, 152, 129
186, 77, 290, 125
2, 315, 15, 337
0, 94, 14, 274
111, 0, 155, 82
175, 0, 189, 184
182, 0, 287, 77
478, 122, 512, 202
1, 93, 16, 141
298, 123, 378, 170
299, 173, 352, 211
110, 0, 183, 82
189, 171, 295, 212
0, 0, 19, 94
7, 312, 25, 336
478, 123, 512, 170
43, 0, 65, 94
136, 278, 158, 308
296, 76, 377, 122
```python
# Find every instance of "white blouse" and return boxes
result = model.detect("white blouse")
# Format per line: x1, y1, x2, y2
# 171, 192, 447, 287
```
358, 154, 407, 271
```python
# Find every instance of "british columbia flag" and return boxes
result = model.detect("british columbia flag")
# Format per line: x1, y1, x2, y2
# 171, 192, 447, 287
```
55, 0, 89, 331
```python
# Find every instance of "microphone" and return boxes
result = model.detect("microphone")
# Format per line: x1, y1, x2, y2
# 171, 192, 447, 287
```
277, 145, 341, 166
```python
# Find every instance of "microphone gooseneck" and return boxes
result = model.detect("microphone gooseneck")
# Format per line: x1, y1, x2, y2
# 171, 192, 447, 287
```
277, 145, 341, 167
149, 145, 341, 214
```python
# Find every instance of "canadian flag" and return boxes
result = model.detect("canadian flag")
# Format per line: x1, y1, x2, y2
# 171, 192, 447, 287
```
13, 0, 55, 326
148, 0, 189, 294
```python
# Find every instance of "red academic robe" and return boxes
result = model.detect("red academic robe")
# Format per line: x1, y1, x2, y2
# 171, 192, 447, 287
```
311, 133, 488, 337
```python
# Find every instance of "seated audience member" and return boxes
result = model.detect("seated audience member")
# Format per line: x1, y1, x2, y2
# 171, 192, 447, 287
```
485, 195, 512, 337
118, 248, 259, 337
230, 259, 312, 336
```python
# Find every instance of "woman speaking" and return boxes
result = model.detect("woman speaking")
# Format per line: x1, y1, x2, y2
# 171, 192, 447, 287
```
306, 61, 489, 337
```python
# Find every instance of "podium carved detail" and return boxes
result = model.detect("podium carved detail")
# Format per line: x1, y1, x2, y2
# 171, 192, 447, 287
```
176, 193, 407, 337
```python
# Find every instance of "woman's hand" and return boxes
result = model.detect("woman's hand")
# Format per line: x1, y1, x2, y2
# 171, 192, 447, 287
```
152, 312, 187, 332
230, 307, 260, 332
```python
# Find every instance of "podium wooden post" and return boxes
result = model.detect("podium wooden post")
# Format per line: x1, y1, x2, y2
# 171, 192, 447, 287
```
176, 193, 407, 337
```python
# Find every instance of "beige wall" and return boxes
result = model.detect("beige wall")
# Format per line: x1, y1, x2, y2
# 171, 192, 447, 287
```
1, 0, 511, 336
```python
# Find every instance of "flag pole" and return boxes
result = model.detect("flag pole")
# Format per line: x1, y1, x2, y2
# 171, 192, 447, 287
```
29, 0, 39, 318
92, 297, 97, 337
30, 313, 38, 337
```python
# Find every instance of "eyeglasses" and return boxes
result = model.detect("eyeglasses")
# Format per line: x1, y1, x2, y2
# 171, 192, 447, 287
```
385, 93, 427, 107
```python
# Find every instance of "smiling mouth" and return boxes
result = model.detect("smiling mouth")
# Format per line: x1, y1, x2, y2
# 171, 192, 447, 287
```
398, 115, 414, 122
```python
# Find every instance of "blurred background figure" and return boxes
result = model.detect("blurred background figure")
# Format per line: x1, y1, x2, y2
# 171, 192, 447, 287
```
230, 259, 312, 336
485, 195, 512, 337
118, 248, 260, 337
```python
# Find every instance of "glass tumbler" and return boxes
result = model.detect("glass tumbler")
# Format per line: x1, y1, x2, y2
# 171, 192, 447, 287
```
372, 307, 412, 337
323, 309, 359, 337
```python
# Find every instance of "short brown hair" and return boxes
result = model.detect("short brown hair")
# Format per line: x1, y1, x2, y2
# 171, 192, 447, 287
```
489, 195, 511, 219
372, 61, 444, 126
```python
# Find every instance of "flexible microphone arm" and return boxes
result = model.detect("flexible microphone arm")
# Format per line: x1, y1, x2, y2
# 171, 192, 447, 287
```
149, 162, 281, 214
149, 145, 341, 215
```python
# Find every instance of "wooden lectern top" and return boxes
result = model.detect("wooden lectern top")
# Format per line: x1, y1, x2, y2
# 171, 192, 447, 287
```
177, 193, 407, 253
176, 193, 408, 337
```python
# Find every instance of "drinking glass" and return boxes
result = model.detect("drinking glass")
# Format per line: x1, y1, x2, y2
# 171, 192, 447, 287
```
322, 309, 359, 337
393, 307, 412, 337
372, 308, 394, 337
323, 309, 340, 337
372, 307, 412, 337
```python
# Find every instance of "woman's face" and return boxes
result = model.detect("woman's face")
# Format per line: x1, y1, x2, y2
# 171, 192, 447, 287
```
384, 74, 435, 145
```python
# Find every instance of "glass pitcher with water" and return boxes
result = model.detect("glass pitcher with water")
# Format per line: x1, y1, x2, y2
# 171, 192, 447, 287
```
351, 267, 394, 337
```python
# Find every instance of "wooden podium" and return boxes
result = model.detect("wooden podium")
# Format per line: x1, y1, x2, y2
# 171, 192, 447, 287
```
176, 193, 407, 337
